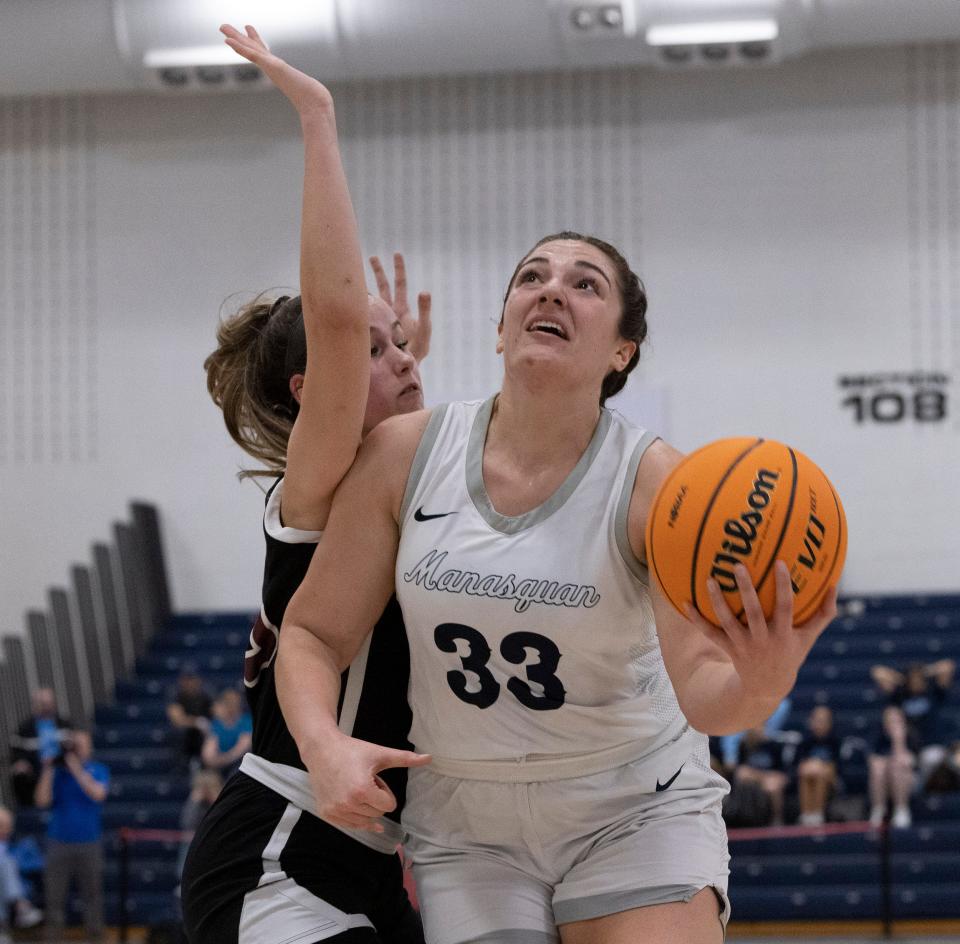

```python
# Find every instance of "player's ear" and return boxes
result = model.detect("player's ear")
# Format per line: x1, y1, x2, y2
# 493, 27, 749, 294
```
289, 373, 305, 403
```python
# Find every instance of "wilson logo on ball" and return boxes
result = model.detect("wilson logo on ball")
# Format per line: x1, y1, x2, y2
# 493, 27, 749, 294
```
646, 437, 846, 628
710, 467, 781, 593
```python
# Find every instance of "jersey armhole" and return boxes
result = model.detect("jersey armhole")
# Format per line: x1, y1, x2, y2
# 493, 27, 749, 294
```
399, 404, 450, 528
613, 430, 661, 584
264, 479, 324, 545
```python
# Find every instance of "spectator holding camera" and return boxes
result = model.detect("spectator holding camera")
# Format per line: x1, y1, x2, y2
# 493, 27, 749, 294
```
34, 729, 109, 943
8, 688, 71, 808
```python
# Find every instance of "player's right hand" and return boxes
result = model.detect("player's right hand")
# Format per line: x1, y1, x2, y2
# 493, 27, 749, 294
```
306, 734, 431, 833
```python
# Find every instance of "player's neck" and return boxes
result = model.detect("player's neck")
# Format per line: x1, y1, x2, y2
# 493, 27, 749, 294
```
489, 382, 601, 472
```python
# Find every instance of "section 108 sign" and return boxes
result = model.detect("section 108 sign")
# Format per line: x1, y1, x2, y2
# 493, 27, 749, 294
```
838, 372, 949, 424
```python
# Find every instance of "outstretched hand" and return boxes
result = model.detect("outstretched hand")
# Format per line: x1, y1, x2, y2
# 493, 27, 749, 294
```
685, 560, 838, 702
306, 734, 431, 833
220, 24, 333, 115
370, 253, 433, 361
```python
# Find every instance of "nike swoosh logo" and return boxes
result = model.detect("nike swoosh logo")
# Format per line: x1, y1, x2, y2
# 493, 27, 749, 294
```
655, 763, 684, 792
413, 507, 457, 522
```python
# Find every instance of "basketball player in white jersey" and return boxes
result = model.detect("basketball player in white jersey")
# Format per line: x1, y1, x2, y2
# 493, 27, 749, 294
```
276, 227, 840, 942
181, 26, 433, 943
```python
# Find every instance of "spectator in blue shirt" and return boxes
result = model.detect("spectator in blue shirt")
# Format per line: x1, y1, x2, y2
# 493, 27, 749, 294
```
201, 689, 252, 778
795, 705, 842, 826
34, 729, 109, 943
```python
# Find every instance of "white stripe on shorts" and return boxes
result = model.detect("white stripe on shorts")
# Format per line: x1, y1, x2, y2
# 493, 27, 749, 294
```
258, 801, 301, 886
239, 801, 375, 943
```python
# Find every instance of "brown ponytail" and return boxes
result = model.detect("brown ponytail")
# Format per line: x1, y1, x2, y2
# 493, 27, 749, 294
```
204, 293, 306, 479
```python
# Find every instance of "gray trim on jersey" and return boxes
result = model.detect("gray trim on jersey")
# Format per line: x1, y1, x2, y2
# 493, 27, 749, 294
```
337, 634, 372, 736
613, 430, 660, 583
553, 883, 730, 929
399, 403, 450, 526
466, 395, 614, 534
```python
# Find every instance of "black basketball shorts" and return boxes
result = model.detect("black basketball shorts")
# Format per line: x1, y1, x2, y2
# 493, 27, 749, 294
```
181, 772, 423, 944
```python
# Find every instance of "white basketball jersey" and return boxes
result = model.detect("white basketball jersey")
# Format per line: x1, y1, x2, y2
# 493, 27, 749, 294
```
396, 396, 690, 773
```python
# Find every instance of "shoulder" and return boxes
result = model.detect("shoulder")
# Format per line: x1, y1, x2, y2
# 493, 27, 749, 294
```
355, 408, 437, 476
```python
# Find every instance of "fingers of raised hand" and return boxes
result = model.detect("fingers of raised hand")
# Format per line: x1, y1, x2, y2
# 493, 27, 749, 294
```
244, 25, 267, 47
392, 253, 408, 311
413, 292, 432, 360
369, 256, 391, 303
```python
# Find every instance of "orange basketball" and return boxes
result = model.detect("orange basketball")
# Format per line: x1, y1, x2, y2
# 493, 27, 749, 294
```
645, 437, 847, 628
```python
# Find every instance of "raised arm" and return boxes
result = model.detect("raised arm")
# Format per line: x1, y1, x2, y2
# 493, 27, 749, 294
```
628, 441, 838, 735
221, 25, 369, 528
276, 410, 432, 831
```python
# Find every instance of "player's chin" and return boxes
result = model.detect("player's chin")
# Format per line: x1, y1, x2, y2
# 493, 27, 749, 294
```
397, 384, 424, 412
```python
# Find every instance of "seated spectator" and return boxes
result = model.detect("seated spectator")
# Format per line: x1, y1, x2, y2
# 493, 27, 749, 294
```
201, 689, 252, 777
8, 688, 71, 808
34, 729, 110, 943
166, 667, 212, 772
735, 726, 789, 826
871, 658, 956, 785
718, 696, 792, 772
795, 705, 842, 826
0, 806, 43, 936
868, 704, 918, 828
176, 769, 223, 881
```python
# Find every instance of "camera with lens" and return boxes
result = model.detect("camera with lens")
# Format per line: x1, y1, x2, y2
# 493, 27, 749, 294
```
52, 736, 76, 765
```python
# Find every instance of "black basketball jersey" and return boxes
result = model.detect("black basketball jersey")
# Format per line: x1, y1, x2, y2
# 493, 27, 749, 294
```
242, 478, 414, 821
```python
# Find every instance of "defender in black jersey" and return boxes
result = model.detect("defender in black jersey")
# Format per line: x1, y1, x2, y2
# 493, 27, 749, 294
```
181, 483, 421, 943
182, 23, 432, 944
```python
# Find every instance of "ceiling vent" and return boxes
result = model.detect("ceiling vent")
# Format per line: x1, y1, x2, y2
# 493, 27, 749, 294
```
641, 0, 794, 69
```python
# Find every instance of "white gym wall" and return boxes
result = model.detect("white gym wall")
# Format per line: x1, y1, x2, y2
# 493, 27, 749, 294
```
2, 43, 958, 628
